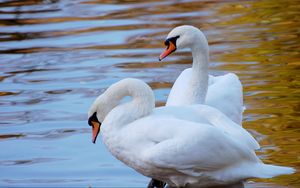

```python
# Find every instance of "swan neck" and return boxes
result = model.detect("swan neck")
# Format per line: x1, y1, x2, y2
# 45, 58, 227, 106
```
192, 46, 209, 71
190, 45, 209, 104
102, 80, 155, 131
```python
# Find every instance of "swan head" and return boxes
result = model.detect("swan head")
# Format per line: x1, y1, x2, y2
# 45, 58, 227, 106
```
88, 92, 118, 144
88, 94, 106, 144
88, 78, 155, 144
159, 25, 208, 61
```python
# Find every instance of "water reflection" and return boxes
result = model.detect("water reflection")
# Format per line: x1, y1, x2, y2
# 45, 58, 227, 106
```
0, 0, 299, 187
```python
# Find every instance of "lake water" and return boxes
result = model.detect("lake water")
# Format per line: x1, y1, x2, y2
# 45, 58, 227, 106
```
0, 0, 299, 187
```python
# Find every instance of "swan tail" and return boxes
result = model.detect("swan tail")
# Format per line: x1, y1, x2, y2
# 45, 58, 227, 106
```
253, 163, 295, 178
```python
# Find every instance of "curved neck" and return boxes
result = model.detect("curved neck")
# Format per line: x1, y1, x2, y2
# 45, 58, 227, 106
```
101, 79, 155, 134
190, 43, 209, 104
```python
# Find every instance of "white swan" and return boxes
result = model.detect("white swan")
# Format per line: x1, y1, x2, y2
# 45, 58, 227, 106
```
88, 78, 294, 188
159, 25, 243, 125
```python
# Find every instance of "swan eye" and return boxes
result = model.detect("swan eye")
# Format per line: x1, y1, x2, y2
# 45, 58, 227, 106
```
164, 40, 170, 46
164, 35, 180, 47
88, 112, 99, 126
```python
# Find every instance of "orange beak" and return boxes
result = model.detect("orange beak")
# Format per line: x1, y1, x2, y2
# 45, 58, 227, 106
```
91, 121, 101, 144
159, 41, 176, 61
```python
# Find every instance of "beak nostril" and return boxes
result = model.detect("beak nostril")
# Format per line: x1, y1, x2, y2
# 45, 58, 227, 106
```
159, 41, 176, 61
159, 35, 180, 61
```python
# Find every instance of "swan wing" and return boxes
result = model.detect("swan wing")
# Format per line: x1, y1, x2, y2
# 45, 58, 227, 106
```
154, 105, 260, 150
140, 118, 256, 174
206, 73, 244, 125
189, 105, 260, 150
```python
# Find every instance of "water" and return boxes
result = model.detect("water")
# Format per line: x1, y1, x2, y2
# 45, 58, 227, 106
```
0, 0, 299, 187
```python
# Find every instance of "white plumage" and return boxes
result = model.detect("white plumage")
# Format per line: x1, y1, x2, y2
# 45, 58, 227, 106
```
88, 78, 294, 188
161, 25, 243, 125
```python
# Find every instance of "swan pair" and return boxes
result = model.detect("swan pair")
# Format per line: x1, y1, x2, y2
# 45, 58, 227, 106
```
88, 25, 295, 188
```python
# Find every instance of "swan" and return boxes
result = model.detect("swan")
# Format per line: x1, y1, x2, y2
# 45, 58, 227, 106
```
159, 25, 243, 125
88, 78, 294, 188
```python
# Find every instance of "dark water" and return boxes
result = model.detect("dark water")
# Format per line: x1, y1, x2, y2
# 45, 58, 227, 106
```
0, 0, 299, 187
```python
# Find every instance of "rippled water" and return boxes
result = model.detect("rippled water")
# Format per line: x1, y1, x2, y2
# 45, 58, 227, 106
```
0, 0, 299, 187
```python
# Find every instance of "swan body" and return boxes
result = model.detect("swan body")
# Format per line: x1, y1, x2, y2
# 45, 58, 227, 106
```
160, 25, 243, 125
88, 78, 294, 188
154, 104, 259, 150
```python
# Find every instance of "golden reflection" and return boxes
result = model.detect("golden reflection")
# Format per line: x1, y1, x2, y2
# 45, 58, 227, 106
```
211, 0, 300, 187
